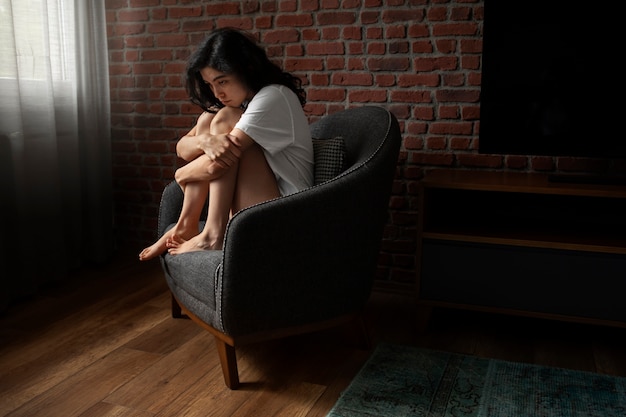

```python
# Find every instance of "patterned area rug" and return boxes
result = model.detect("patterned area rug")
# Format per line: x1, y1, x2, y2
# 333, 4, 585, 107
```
327, 343, 626, 417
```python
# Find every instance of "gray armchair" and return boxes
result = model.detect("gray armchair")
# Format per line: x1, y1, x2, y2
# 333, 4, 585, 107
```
157, 106, 401, 389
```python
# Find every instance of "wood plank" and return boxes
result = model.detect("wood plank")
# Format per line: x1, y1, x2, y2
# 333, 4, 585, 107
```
104, 332, 219, 414
77, 402, 155, 417
122, 315, 202, 355
0, 265, 166, 372
230, 381, 326, 417
3, 348, 162, 417
422, 168, 626, 198
304, 348, 371, 417
0, 303, 169, 413
153, 356, 267, 417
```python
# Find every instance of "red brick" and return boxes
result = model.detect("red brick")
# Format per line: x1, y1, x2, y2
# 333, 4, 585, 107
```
391, 90, 431, 103
284, 58, 324, 71
435, 89, 480, 104
349, 90, 387, 102
317, 12, 356, 25
398, 74, 439, 88
307, 88, 346, 101
276, 14, 314, 27
430, 121, 473, 135
505, 155, 529, 170
119, 9, 149, 22
216, 17, 254, 29
368, 57, 409, 71
309, 73, 329, 86
360, 11, 379, 24
141, 49, 172, 61
375, 74, 395, 87
114, 23, 145, 36
125, 36, 154, 48
343, 27, 362, 40
414, 56, 457, 71
322, 27, 340, 39
280, 0, 298, 12
147, 22, 179, 33
382, 9, 424, 23
426, 137, 446, 150
530, 157, 556, 171
450, 137, 472, 151
331, 72, 373, 86
169, 7, 203, 18
264, 29, 300, 43
306, 42, 344, 55
386, 25, 405, 39
327, 57, 344, 69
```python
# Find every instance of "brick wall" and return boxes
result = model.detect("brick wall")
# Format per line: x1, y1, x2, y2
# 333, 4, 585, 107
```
103, 0, 614, 293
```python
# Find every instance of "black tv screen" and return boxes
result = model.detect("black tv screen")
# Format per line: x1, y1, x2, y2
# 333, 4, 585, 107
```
479, 1, 625, 158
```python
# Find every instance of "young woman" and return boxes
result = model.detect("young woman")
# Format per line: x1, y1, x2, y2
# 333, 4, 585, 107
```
139, 27, 313, 260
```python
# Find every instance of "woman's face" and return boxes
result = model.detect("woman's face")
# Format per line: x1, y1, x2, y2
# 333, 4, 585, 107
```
200, 67, 252, 108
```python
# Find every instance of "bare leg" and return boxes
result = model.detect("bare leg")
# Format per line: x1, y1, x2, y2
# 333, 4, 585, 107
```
231, 144, 281, 212
139, 108, 241, 261
167, 143, 280, 254
168, 159, 238, 252
138, 182, 207, 260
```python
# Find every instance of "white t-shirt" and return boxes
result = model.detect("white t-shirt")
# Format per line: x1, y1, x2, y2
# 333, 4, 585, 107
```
235, 84, 313, 196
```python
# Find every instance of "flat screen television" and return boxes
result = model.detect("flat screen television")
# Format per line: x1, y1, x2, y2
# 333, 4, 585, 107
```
478, 1, 626, 161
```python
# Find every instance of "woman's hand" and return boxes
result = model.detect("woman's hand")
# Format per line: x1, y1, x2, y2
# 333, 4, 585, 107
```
197, 133, 242, 169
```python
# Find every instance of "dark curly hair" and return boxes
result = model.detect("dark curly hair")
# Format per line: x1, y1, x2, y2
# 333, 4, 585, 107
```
186, 27, 306, 113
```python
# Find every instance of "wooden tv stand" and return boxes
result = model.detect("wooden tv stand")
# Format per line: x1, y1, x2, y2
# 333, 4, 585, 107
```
416, 169, 626, 328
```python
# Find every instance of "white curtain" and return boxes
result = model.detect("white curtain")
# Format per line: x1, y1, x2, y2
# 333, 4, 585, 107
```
0, 0, 113, 310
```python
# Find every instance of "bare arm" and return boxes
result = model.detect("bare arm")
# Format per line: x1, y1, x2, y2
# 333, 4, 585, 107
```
174, 128, 256, 187
174, 154, 219, 186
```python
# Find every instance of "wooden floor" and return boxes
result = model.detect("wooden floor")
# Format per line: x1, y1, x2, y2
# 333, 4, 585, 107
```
2, 252, 626, 417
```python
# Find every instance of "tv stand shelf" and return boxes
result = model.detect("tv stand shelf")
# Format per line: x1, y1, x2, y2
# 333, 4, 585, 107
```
416, 169, 626, 328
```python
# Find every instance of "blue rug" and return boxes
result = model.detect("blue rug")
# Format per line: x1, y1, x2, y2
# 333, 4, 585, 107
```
327, 343, 626, 417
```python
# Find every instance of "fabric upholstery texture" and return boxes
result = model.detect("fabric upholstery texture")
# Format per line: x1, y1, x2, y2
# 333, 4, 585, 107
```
158, 106, 401, 338
312, 136, 345, 185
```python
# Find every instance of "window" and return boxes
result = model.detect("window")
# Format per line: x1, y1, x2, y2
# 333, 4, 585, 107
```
0, 0, 74, 80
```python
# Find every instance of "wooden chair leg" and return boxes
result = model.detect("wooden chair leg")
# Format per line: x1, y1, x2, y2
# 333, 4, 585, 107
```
214, 337, 240, 389
171, 293, 184, 318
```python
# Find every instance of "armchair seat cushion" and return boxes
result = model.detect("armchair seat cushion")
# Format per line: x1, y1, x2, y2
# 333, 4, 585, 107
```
161, 225, 223, 326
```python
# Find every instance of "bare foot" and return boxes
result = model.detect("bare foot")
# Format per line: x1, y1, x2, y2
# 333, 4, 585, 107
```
139, 226, 198, 261
139, 241, 165, 261
166, 233, 223, 255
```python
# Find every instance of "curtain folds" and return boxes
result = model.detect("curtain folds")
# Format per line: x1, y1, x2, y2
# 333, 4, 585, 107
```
0, 0, 113, 311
